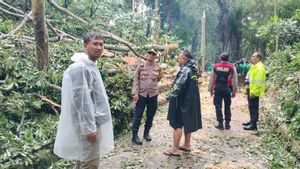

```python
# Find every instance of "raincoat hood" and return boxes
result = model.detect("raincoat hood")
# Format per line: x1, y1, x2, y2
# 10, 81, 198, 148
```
184, 59, 197, 72
71, 52, 96, 66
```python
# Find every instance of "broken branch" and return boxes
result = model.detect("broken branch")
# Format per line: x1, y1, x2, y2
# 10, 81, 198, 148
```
33, 93, 61, 108
0, 6, 24, 18
0, 0, 24, 14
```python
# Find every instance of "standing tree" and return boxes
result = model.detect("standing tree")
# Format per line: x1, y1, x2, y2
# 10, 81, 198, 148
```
154, 0, 160, 44
32, 0, 48, 71
200, 11, 206, 72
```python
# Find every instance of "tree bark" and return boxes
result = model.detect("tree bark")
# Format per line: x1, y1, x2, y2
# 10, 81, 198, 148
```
217, 0, 229, 51
200, 11, 206, 72
32, 0, 48, 71
166, 0, 173, 28
154, 0, 160, 44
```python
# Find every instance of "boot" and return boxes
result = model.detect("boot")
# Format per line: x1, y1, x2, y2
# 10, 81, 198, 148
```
225, 121, 231, 130
143, 128, 152, 141
132, 128, 142, 145
242, 121, 251, 126
143, 133, 152, 141
132, 135, 143, 145
243, 122, 257, 130
215, 121, 224, 130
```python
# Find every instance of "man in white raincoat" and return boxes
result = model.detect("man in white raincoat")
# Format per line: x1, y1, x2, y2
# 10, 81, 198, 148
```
54, 32, 114, 169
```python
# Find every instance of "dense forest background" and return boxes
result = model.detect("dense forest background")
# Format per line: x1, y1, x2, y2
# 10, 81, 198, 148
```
0, 0, 300, 168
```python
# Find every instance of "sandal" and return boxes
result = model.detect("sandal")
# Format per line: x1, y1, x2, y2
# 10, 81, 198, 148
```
163, 149, 181, 157
179, 146, 191, 152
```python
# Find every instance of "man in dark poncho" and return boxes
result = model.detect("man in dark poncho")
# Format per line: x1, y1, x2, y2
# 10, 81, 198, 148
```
164, 50, 202, 157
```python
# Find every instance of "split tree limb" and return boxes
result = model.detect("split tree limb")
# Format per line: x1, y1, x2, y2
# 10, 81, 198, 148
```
0, 0, 24, 14
47, 0, 145, 59
33, 93, 61, 108
46, 81, 61, 91
47, 0, 88, 25
46, 20, 60, 36
0, 6, 24, 18
0, 83, 14, 92
0, 11, 32, 39
46, 20, 80, 41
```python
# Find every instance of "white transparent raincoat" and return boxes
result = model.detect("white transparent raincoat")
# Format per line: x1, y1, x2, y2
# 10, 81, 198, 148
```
54, 53, 114, 161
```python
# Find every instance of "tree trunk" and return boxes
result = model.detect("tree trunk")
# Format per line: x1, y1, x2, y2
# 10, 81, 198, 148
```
200, 11, 206, 72
132, 0, 135, 12
191, 19, 199, 54
146, 1, 154, 38
274, 0, 279, 53
217, 0, 229, 51
154, 0, 160, 44
166, 0, 173, 28
32, 0, 48, 71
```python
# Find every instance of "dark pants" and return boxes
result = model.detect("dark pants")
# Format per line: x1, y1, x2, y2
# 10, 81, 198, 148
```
214, 88, 232, 123
249, 96, 259, 123
132, 94, 158, 135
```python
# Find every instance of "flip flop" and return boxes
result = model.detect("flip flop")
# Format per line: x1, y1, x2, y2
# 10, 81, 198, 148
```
179, 146, 191, 152
163, 149, 181, 157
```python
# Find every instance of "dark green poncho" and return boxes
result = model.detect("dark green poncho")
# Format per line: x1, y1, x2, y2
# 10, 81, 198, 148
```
167, 59, 202, 133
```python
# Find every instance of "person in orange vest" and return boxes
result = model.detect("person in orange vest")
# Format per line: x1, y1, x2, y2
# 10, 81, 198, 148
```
243, 52, 266, 130
208, 52, 238, 130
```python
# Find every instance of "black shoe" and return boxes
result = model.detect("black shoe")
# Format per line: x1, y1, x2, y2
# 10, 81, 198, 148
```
225, 122, 231, 130
143, 133, 152, 141
243, 124, 257, 130
215, 122, 224, 130
242, 121, 251, 126
132, 135, 143, 145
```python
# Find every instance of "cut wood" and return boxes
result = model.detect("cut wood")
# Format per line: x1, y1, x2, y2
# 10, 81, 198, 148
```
33, 93, 61, 108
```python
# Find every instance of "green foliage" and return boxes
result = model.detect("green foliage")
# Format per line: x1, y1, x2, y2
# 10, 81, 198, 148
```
167, 60, 177, 67
258, 132, 300, 168
256, 16, 300, 51
267, 41, 300, 141
0, 18, 14, 34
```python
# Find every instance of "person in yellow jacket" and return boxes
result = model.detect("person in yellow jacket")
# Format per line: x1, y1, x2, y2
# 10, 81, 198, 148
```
243, 52, 266, 130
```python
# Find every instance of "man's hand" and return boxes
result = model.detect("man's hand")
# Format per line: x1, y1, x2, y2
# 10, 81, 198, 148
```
232, 92, 236, 98
87, 132, 97, 142
132, 94, 139, 102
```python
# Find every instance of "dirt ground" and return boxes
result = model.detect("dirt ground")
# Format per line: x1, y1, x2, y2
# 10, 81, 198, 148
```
100, 85, 269, 169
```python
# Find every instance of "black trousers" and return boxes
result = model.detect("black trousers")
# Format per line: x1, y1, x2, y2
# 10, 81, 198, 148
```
249, 96, 259, 123
132, 94, 158, 135
214, 88, 232, 122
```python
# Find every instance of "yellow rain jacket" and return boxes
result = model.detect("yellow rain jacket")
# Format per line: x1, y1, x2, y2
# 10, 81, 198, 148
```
249, 61, 266, 97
